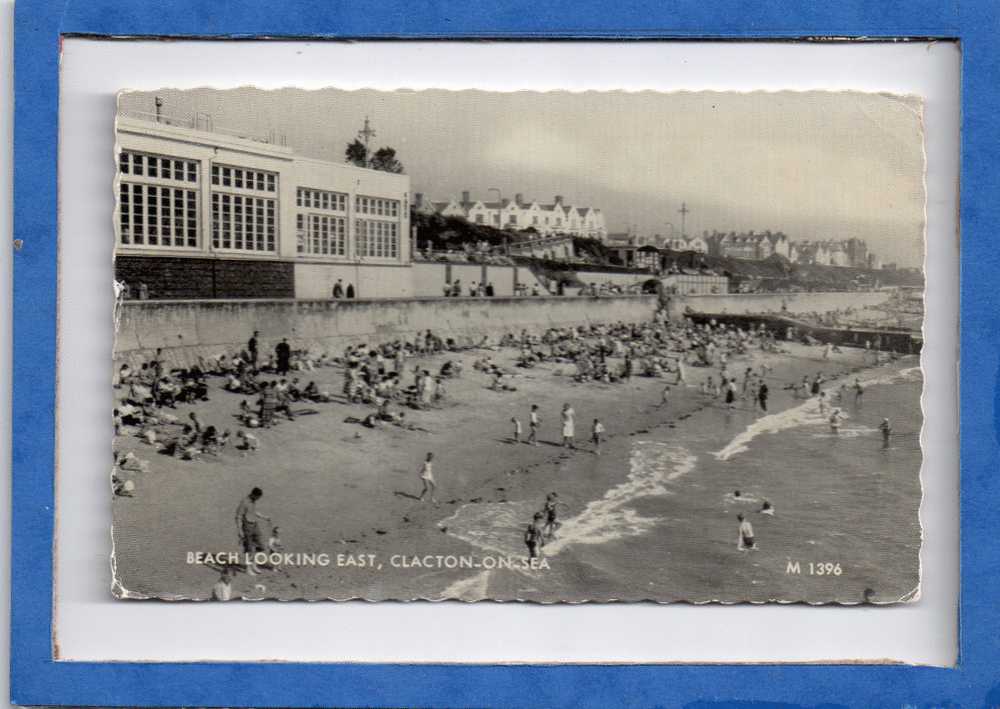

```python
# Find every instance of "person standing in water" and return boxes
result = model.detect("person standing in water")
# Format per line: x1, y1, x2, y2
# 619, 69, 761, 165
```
524, 513, 545, 559
757, 381, 769, 412
829, 408, 844, 434
737, 514, 756, 550
879, 418, 892, 449
854, 378, 865, 407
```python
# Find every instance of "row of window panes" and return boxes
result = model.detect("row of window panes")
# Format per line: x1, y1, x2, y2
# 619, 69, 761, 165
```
119, 182, 198, 248
297, 188, 347, 212
211, 165, 277, 193
119, 151, 198, 183
355, 195, 400, 217
211, 193, 276, 252
296, 214, 347, 257
356, 219, 399, 259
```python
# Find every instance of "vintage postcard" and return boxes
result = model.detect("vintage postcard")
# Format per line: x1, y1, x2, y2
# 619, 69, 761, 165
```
110, 88, 925, 603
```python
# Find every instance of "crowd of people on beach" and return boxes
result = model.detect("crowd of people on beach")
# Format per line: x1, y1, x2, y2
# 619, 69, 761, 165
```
112, 306, 907, 596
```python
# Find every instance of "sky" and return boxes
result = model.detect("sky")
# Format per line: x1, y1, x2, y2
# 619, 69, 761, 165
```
119, 88, 926, 267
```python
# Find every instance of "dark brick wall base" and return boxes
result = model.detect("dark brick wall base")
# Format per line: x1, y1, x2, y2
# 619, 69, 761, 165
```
115, 255, 295, 299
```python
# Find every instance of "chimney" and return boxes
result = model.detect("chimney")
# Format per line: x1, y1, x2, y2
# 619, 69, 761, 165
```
414, 192, 423, 208
461, 190, 470, 206
515, 192, 523, 206
554, 195, 563, 205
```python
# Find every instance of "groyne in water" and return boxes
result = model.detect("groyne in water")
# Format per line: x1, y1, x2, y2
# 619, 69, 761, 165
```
685, 311, 921, 354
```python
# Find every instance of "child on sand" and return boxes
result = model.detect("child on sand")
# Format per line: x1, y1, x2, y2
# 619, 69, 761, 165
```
737, 514, 756, 551
511, 417, 522, 444
237, 430, 259, 453
418, 452, 438, 504
591, 418, 605, 455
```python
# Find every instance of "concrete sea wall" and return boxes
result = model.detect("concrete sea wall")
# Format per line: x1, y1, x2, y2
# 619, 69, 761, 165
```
114, 290, 898, 368
115, 295, 660, 367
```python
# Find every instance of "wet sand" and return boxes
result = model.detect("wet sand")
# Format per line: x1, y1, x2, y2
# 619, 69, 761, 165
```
111, 341, 921, 603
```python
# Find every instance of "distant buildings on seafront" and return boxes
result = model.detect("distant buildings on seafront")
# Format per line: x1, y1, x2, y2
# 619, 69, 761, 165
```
607, 229, 887, 270
415, 191, 608, 241
701, 231, 881, 269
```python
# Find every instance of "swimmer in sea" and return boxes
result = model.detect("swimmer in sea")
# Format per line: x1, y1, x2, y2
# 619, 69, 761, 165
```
760, 500, 774, 516
829, 408, 844, 433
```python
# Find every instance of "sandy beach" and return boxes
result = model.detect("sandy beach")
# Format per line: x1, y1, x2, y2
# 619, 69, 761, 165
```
111, 339, 922, 604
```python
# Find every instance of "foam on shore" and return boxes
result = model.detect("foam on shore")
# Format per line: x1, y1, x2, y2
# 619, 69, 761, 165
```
712, 360, 922, 462
442, 442, 696, 563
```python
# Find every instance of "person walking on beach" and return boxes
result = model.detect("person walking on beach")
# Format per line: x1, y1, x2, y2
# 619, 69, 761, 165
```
879, 417, 892, 449
660, 383, 671, 409
561, 403, 576, 449
528, 404, 540, 446
236, 487, 270, 572
417, 452, 438, 504
591, 418, 605, 455
737, 514, 756, 551
725, 377, 737, 410
525, 513, 545, 559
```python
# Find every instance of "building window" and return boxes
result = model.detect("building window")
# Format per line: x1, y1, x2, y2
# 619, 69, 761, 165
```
119, 150, 198, 183
211, 164, 277, 194
118, 182, 198, 248
297, 213, 346, 257
475, 214, 484, 224
118, 150, 200, 249
296, 187, 347, 213
355, 219, 399, 259
355, 195, 400, 217
211, 192, 276, 252
210, 164, 277, 253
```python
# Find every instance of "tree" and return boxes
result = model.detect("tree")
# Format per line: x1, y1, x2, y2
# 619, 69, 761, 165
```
344, 139, 367, 168
369, 146, 405, 174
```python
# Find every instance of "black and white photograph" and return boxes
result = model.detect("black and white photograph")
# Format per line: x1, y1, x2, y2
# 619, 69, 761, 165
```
110, 87, 925, 604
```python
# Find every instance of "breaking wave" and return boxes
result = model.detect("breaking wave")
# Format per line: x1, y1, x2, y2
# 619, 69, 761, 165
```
441, 442, 697, 560
713, 363, 922, 462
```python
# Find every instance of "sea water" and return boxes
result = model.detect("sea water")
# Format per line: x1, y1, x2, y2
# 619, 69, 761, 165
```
441, 357, 923, 603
